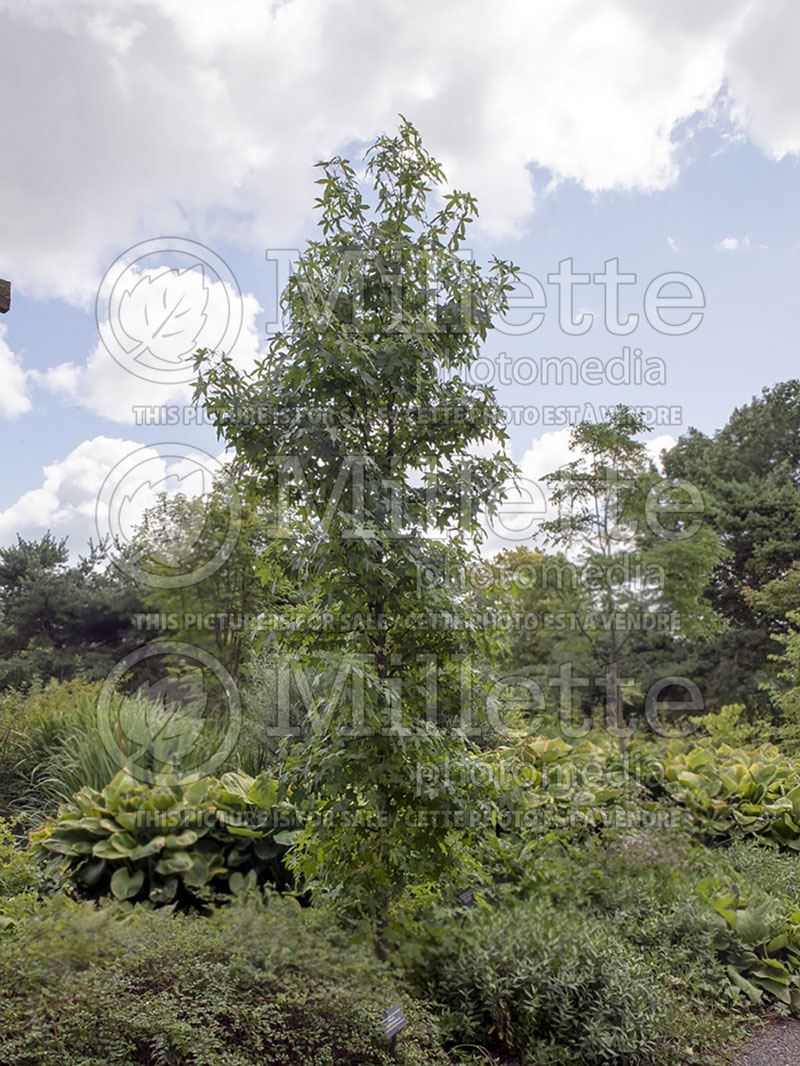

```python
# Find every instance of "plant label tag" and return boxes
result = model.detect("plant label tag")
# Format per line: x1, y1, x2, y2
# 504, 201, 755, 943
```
381, 1005, 408, 1039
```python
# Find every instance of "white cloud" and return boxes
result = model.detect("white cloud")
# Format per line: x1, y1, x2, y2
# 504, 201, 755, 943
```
0, 0, 796, 304
0, 437, 150, 548
35, 271, 264, 423
481, 429, 572, 554
666, 236, 680, 252
646, 434, 677, 471
0, 435, 228, 554
724, 0, 800, 162
713, 235, 751, 251
0, 324, 32, 419
517, 428, 576, 489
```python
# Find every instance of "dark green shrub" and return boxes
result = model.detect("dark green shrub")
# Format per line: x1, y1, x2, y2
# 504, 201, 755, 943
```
0, 895, 450, 1065
29, 769, 297, 908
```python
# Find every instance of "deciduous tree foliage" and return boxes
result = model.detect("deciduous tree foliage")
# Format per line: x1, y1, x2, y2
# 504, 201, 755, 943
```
194, 119, 519, 952
663, 380, 800, 710
130, 477, 284, 678
541, 407, 721, 750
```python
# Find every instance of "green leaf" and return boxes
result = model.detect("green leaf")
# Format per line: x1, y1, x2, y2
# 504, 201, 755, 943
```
727, 966, 763, 1005
42, 838, 81, 856
184, 780, 209, 805
734, 906, 772, 945
182, 856, 212, 888
130, 837, 166, 861
755, 977, 792, 1004
164, 830, 199, 848
110, 867, 145, 900
92, 839, 125, 860
273, 830, 301, 847
149, 876, 178, 904
155, 851, 194, 875
80, 858, 107, 887
109, 832, 138, 854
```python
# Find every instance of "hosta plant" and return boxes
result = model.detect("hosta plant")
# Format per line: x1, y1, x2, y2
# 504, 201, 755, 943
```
663, 739, 800, 848
489, 734, 666, 834
696, 875, 800, 1012
29, 769, 299, 908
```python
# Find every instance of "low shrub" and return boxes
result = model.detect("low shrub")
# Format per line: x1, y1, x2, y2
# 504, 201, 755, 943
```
539, 831, 800, 1017
417, 897, 677, 1065
724, 837, 800, 899
0, 816, 40, 929
400, 828, 755, 1064
0, 894, 450, 1065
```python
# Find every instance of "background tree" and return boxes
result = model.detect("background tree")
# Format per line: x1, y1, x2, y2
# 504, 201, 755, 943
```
469, 545, 587, 727
541, 407, 721, 751
663, 380, 800, 711
760, 608, 800, 748
0, 533, 142, 690
194, 119, 518, 954
129, 475, 288, 679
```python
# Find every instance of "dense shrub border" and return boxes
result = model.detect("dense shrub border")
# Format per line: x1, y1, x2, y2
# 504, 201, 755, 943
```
0, 895, 450, 1066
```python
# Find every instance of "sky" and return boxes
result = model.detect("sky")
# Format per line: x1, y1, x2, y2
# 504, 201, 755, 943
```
0, 0, 798, 560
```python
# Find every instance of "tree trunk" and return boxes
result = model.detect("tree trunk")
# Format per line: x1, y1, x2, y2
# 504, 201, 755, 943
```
374, 911, 388, 962
615, 674, 627, 756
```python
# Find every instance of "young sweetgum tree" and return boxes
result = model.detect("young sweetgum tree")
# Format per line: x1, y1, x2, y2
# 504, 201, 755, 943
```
194, 119, 519, 954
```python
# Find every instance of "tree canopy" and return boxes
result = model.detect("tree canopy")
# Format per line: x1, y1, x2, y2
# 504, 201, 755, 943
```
194, 118, 519, 952
663, 380, 800, 709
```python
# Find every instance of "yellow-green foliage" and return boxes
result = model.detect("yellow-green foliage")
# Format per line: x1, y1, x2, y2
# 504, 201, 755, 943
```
486, 733, 665, 833
663, 738, 800, 847
699, 704, 769, 747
